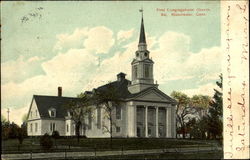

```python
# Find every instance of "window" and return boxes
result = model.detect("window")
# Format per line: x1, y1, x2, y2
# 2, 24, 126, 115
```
49, 108, 56, 117
134, 65, 138, 79
88, 112, 92, 129
53, 123, 56, 131
148, 128, 151, 136
35, 123, 38, 132
66, 124, 69, 132
97, 107, 101, 129
116, 127, 120, 133
144, 52, 147, 57
30, 123, 33, 132
50, 122, 56, 131
30, 111, 32, 118
144, 64, 150, 78
51, 110, 55, 117
35, 110, 38, 117
116, 106, 121, 120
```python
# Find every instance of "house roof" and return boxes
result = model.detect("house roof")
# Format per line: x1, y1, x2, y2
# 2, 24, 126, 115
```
33, 95, 79, 119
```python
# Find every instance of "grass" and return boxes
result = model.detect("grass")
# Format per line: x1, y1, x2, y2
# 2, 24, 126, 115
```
2, 137, 222, 154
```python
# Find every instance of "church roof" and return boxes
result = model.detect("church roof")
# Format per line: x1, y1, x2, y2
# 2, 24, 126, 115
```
33, 95, 79, 119
95, 79, 132, 99
94, 78, 176, 104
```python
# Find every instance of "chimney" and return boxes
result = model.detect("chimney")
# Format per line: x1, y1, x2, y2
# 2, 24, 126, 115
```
117, 72, 126, 82
58, 87, 62, 97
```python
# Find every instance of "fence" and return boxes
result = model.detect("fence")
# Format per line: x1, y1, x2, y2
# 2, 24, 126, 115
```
2, 143, 222, 159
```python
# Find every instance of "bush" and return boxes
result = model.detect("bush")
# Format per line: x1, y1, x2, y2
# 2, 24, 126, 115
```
40, 133, 53, 150
52, 131, 60, 139
17, 128, 25, 145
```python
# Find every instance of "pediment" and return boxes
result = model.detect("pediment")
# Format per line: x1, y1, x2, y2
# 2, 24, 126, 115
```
133, 88, 173, 102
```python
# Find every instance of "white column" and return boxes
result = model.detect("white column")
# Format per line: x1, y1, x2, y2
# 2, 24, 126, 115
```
167, 107, 172, 138
145, 106, 148, 137
165, 108, 168, 137
134, 106, 137, 137
155, 106, 159, 137
172, 105, 176, 138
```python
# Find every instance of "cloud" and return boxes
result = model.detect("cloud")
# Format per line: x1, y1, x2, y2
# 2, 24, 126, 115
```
1, 48, 99, 117
1, 55, 44, 84
53, 27, 88, 51
151, 32, 221, 84
117, 29, 134, 43
54, 26, 115, 54
84, 26, 115, 54
182, 83, 220, 97
1, 27, 221, 125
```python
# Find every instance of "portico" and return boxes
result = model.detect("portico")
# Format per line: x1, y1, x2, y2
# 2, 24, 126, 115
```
135, 104, 173, 138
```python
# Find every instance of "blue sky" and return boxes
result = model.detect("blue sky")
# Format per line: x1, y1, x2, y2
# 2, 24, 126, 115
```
1, 1, 221, 125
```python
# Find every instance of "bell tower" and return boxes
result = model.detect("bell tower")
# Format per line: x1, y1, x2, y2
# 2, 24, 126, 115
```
128, 9, 158, 94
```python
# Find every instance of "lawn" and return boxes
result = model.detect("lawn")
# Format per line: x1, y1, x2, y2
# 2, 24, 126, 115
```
1, 137, 222, 154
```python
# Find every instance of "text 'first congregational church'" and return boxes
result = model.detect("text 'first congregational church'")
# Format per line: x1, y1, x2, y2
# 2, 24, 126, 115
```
27, 12, 177, 138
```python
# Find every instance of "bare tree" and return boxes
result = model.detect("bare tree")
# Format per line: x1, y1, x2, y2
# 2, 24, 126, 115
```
92, 83, 120, 149
65, 94, 92, 143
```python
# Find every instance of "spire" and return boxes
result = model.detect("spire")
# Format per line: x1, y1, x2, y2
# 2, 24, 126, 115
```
139, 8, 146, 44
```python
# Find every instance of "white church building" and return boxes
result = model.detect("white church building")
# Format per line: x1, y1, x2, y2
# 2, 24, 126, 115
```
27, 14, 177, 138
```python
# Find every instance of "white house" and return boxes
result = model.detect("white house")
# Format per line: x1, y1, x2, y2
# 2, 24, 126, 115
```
27, 14, 177, 138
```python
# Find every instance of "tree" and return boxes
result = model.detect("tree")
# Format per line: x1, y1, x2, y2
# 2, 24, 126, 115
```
171, 91, 196, 139
65, 94, 92, 143
40, 133, 53, 150
92, 82, 120, 148
52, 130, 60, 147
207, 74, 223, 139
1, 117, 10, 140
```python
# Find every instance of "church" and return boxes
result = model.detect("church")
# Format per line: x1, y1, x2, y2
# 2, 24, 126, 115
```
26, 13, 177, 138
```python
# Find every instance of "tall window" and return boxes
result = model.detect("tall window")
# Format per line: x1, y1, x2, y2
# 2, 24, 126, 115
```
35, 110, 38, 117
97, 107, 101, 129
50, 122, 56, 131
66, 124, 69, 132
116, 106, 121, 120
116, 127, 120, 133
134, 65, 138, 79
145, 64, 150, 78
35, 123, 38, 132
30, 123, 33, 132
88, 112, 92, 129
30, 111, 32, 118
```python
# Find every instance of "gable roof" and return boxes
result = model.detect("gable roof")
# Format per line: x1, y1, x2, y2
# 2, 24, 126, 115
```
94, 79, 176, 104
33, 95, 79, 119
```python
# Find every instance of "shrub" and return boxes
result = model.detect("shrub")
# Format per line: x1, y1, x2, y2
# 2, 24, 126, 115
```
40, 133, 53, 150
52, 131, 60, 139
17, 128, 25, 145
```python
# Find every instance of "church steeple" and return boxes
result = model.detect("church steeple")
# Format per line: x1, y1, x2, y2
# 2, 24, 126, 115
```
138, 8, 147, 52
128, 9, 157, 94
139, 17, 146, 44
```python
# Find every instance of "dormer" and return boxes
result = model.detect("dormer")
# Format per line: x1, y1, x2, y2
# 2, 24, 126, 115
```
48, 108, 56, 118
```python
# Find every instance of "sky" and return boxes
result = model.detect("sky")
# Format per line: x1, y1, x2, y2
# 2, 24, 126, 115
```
1, 1, 221, 125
